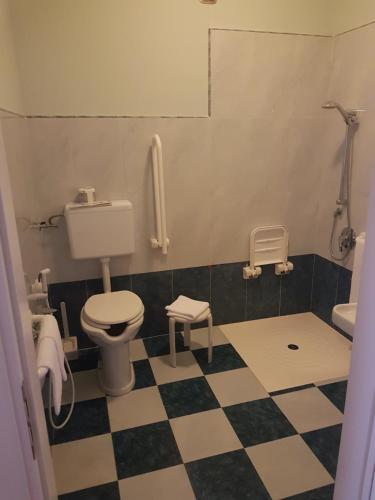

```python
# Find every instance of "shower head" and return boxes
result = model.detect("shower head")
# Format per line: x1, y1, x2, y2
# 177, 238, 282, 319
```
322, 101, 359, 126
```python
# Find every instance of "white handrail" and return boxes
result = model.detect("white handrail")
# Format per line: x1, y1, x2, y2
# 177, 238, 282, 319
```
151, 134, 169, 255
151, 137, 162, 246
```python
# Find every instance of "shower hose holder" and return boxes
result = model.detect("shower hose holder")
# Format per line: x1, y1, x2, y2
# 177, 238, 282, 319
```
243, 225, 294, 280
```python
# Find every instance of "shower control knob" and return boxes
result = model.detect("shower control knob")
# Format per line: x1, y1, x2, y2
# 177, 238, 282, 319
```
339, 227, 356, 253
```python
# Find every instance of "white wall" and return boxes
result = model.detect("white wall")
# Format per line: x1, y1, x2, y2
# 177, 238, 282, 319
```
1, 112, 44, 280
315, 22, 375, 266
331, 0, 375, 34
210, 0, 332, 34
9, 0, 331, 117
23, 31, 333, 283
4, 3, 375, 282
209, 30, 333, 264
6, 1, 375, 117
0, 0, 23, 113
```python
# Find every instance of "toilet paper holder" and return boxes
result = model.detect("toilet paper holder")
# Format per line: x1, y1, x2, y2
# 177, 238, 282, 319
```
243, 225, 294, 279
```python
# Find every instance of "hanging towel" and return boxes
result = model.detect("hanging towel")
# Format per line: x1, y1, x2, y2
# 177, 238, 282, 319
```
37, 337, 63, 415
166, 295, 209, 321
39, 314, 67, 381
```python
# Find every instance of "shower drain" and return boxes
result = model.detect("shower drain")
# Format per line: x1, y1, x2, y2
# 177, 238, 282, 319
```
288, 344, 299, 350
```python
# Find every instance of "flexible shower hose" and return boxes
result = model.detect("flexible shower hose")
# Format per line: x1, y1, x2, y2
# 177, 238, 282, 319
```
48, 354, 75, 430
329, 124, 355, 261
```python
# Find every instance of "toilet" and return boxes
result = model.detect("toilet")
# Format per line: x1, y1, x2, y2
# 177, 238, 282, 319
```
65, 195, 144, 396
80, 291, 144, 395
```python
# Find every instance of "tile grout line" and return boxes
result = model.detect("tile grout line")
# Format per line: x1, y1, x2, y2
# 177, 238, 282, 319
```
27, 114, 210, 119
84, 279, 89, 300
310, 254, 316, 311
0, 106, 25, 118
334, 264, 340, 306
335, 18, 375, 37
209, 27, 332, 38
209, 266, 212, 306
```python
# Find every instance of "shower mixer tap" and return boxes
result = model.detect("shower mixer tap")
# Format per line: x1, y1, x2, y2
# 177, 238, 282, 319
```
339, 227, 356, 253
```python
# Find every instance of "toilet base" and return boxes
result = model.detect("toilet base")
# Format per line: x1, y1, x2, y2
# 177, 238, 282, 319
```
97, 342, 135, 396
98, 361, 135, 396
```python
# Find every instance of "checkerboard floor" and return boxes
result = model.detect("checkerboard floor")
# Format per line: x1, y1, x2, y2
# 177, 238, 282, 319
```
49, 327, 348, 500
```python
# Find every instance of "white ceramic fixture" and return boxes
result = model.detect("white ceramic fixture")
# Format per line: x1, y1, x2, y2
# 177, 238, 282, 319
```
332, 303, 357, 337
332, 233, 366, 337
65, 195, 144, 396
65, 199, 134, 260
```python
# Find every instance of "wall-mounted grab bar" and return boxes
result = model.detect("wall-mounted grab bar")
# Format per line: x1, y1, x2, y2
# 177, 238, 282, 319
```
150, 134, 169, 255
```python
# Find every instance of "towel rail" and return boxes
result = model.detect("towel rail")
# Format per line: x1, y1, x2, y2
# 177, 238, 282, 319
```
151, 134, 169, 254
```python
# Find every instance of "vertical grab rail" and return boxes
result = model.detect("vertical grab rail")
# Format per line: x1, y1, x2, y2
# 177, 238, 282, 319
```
151, 136, 162, 248
151, 134, 169, 255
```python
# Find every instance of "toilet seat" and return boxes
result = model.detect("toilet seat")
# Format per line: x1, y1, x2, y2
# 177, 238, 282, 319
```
80, 290, 144, 396
84, 290, 143, 326
81, 307, 144, 345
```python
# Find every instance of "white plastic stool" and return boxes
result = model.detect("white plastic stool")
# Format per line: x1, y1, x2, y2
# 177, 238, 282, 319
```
168, 308, 213, 368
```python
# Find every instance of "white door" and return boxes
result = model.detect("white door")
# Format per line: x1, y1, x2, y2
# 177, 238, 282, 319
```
334, 172, 375, 500
0, 124, 57, 499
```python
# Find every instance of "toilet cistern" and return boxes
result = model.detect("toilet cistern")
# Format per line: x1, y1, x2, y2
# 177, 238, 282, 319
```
65, 194, 135, 284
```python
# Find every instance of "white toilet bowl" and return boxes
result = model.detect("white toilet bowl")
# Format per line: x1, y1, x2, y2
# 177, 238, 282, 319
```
80, 290, 144, 396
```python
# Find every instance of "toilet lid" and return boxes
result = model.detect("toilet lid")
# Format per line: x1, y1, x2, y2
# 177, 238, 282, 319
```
84, 291, 143, 325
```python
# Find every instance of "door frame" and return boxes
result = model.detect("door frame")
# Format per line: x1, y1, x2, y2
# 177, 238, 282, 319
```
0, 123, 57, 499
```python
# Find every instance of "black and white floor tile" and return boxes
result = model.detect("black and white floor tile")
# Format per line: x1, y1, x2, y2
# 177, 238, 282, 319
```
50, 327, 347, 500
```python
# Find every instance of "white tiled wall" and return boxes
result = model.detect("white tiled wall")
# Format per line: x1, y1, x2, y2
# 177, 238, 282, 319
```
1, 112, 44, 278
4, 27, 374, 282
315, 23, 375, 265
210, 30, 333, 119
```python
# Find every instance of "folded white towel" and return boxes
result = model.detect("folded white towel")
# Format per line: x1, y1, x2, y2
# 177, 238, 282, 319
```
39, 315, 67, 381
167, 309, 209, 323
166, 295, 209, 321
37, 337, 63, 415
